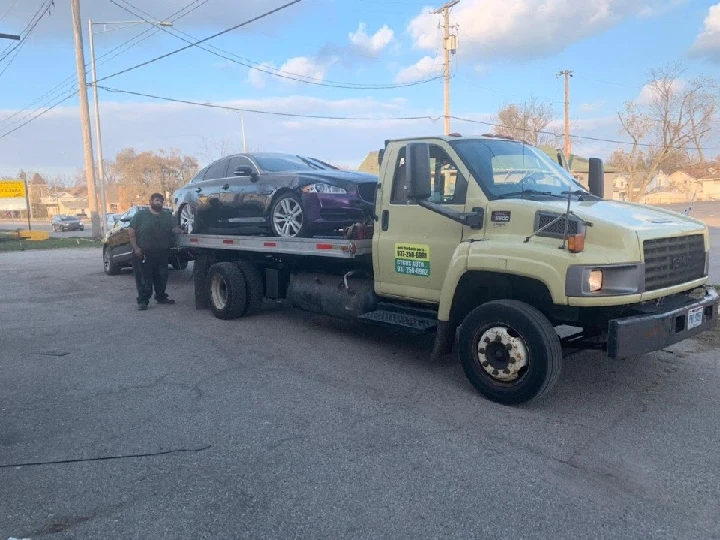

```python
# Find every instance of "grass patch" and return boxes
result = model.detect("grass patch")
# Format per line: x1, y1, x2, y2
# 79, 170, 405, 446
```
0, 232, 101, 252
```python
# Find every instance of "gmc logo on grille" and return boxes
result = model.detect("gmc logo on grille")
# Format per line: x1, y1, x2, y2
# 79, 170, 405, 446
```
671, 255, 691, 268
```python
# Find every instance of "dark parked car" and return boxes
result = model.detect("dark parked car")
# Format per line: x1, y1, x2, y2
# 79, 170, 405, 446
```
51, 215, 84, 232
102, 205, 190, 276
172, 152, 378, 237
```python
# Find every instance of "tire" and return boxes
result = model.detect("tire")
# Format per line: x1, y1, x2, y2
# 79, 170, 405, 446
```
171, 257, 189, 270
207, 262, 247, 320
236, 260, 264, 316
458, 299, 562, 405
270, 193, 310, 238
103, 246, 121, 276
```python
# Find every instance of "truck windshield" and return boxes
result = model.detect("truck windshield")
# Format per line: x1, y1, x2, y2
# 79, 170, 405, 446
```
450, 139, 588, 199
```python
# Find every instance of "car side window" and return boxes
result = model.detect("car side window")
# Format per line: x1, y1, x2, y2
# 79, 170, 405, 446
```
204, 158, 230, 180
190, 166, 209, 184
227, 156, 255, 175
390, 144, 467, 205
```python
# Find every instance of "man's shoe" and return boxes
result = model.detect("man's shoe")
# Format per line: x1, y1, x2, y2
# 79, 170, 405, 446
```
138, 303, 149, 311
156, 298, 175, 305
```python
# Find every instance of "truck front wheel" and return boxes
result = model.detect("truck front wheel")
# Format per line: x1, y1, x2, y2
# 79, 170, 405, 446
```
458, 300, 562, 405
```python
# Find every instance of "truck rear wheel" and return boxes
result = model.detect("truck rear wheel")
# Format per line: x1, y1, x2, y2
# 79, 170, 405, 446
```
458, 299, 562, 405
236, 260, 264, 316
207, 262, 247, 320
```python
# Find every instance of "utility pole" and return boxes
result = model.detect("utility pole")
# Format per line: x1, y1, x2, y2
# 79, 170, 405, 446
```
557, 69, 573, 162
71, 0, 100, 239
0, 33, 21, 40
432, 0, 459, 135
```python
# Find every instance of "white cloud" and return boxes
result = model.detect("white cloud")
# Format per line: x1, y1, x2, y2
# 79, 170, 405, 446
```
691, 3, 720, 61
636, 79, 687, 106
247, 62, 275, 89
407, 0, 685, 60
279, 56, 332, 82
0, 94, 434, 175
348, 23, 395, 55
579, 101, 605, 113
394, 55, 443, 83
0, 0, 311, 38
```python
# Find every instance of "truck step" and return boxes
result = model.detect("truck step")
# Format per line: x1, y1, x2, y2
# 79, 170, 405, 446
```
358, 303, 438, 333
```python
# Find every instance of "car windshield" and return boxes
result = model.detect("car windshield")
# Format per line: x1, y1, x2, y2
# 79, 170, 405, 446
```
254, 154, 334, 173
61, 216, 77, 221
451, 139, 588, 199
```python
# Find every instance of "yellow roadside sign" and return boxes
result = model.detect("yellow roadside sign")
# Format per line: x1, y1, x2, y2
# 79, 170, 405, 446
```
0, 180, 26, 199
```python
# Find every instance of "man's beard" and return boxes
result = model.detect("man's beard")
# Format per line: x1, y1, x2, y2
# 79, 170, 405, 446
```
150, 202, 163, 211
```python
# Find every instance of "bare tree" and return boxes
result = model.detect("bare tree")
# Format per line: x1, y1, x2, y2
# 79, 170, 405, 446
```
612, 63, 718, 201
493, 97, 559, 146
198, 136, 239, 163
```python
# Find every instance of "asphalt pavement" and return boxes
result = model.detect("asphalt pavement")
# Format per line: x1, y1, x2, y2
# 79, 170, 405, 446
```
1, 248, 719, 539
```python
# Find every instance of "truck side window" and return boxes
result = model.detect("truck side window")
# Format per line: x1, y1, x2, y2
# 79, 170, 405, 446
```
391, 145, 467, 205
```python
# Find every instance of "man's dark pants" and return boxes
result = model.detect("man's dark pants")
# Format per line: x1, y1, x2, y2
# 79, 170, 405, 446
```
132, 250, 170, 305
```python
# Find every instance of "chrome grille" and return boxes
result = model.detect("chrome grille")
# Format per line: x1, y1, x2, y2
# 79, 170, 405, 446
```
356, 183, 377, 203
643, 234, 706, 291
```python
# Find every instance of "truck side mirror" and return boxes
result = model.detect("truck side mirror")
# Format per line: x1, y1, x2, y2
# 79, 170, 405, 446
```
405, 143, 431, 201
588, 158, 604, 198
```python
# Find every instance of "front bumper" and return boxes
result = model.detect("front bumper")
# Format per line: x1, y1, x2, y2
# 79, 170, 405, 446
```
607, 287, 718, 359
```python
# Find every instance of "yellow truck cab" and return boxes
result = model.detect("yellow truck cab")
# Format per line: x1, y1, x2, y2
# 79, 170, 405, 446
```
180, 134, 718, 405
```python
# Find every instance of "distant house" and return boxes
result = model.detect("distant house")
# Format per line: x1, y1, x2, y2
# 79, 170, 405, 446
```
358, 151, 380, 175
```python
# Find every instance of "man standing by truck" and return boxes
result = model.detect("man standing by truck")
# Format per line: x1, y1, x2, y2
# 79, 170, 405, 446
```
128, 193, 183, 310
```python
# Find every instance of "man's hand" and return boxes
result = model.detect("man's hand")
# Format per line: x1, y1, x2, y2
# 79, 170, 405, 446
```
172, 227, 184, 235
133, 246, 143, 258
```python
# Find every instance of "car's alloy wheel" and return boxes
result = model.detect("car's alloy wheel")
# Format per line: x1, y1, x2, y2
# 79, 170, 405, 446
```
179, 204, 195, 234
271, 195, 305, 237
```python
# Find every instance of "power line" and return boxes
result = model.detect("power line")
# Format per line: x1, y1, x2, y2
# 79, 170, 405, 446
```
0, 0, 204, 133
95, 0, 305, 84
97, 85, 440, 121
109, 0, 441, 89
0, 0, 53, 71
450, 115, 720, 152
0, 89, 76, 140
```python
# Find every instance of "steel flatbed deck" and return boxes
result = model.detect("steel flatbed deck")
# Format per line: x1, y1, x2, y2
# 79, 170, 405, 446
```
176, 233, 373, 259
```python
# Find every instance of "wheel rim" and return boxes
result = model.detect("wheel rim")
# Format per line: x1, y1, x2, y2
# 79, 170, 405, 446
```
272, 198, 303, 237
180, 204, 195, 233
210, 274, 228, 310
476, 326, 528, 382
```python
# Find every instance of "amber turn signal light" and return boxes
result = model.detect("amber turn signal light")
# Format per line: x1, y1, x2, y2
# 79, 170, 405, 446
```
567, 234, 585, 253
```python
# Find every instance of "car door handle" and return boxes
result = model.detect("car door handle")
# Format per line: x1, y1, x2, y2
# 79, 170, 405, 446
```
381, 209, 389, 231
221, 183, 230, 190
195, 188, 202, 193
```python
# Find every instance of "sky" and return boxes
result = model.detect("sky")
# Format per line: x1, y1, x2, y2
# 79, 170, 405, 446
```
0, 0, 719, 180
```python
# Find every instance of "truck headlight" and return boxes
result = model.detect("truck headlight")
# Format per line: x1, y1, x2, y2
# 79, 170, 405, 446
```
566, 264, 644, 297
588, 269, 603, 292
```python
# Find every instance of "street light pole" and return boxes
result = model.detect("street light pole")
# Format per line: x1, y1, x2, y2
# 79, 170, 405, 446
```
88, 18, 107, 234
88, 19, 172, 233
0, 33, 21, 40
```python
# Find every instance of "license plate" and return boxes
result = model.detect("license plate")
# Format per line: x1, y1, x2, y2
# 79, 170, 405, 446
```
687, 306, 704, 330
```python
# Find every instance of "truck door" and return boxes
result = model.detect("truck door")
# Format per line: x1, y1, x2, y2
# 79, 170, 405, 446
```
374, 143, 468, 303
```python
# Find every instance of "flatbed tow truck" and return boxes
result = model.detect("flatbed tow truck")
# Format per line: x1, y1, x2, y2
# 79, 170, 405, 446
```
175, 135, 718, 405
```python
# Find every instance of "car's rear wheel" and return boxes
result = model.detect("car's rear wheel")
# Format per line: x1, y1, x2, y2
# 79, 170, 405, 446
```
103, 247, 120, 276
270, 193, 310, 238
178, 204, 195, 234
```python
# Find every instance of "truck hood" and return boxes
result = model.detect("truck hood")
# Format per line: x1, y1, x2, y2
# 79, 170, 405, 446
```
533, 199, 707, 238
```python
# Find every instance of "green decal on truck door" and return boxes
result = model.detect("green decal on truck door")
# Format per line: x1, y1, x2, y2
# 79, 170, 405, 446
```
395, 243, 431, 276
